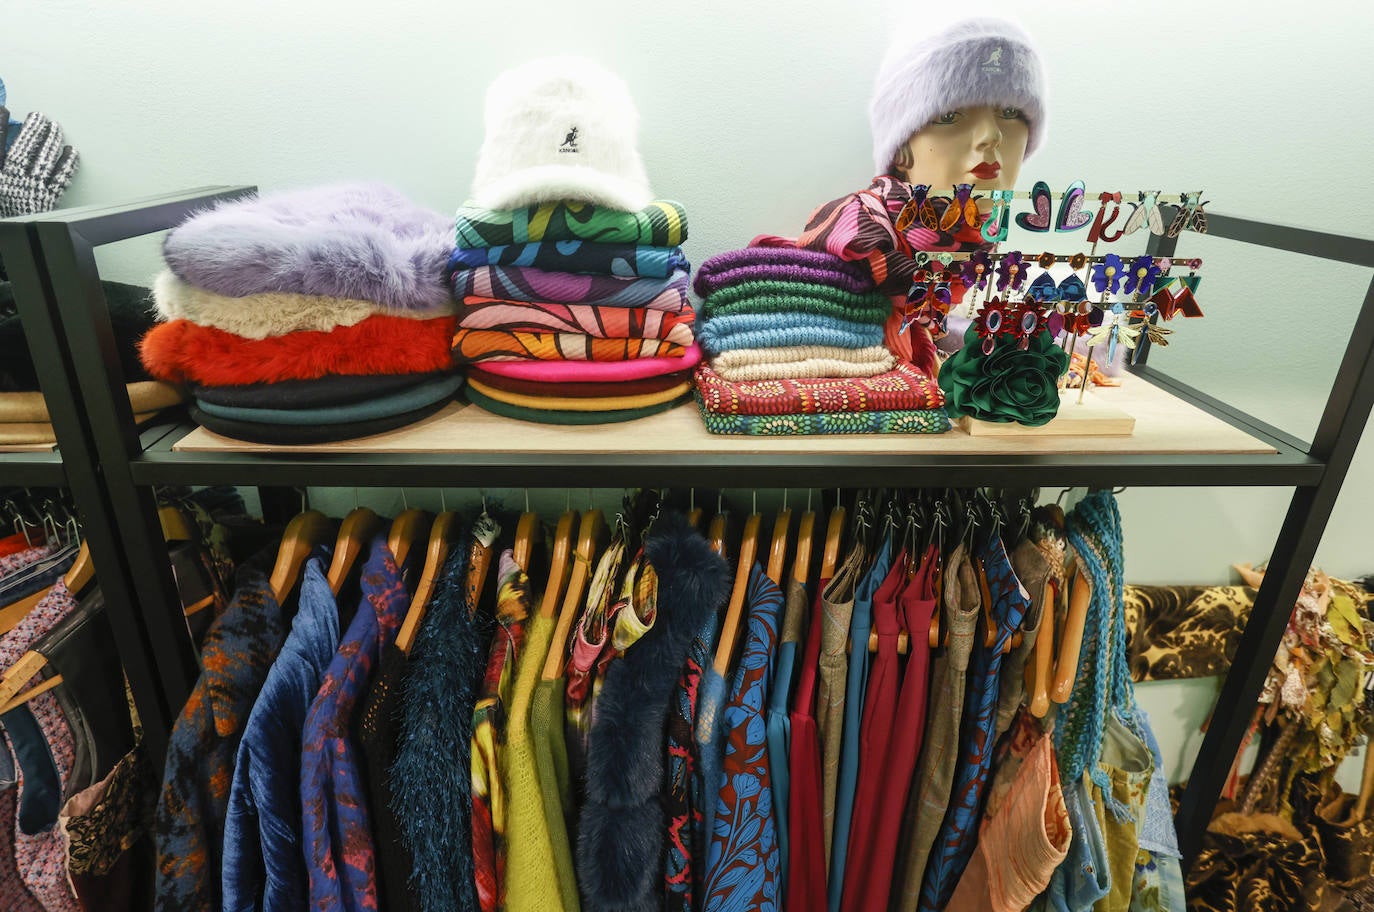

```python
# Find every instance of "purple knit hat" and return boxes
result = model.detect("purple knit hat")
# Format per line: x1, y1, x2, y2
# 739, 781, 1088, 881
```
693, 246, 874, 298
869, 17, 1047, 176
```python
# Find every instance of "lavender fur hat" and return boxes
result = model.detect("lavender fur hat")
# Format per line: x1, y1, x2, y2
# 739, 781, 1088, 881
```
869, 17, 1047, 176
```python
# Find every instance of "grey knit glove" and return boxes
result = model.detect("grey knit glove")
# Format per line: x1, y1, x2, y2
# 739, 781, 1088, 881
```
0, 108, 79, 218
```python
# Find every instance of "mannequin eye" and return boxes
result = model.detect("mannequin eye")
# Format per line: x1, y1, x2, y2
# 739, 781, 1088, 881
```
932, 111, 961, 125
998, 106, 1025, 120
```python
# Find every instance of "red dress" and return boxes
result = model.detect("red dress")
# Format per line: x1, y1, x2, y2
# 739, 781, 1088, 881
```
786, 580, 830, 912
848, 545, 941, 911
841, 552, 909, 909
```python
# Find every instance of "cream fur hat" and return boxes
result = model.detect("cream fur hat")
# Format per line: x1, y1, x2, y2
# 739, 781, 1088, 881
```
471, 57, 653, 213
869, 17, 1047, 177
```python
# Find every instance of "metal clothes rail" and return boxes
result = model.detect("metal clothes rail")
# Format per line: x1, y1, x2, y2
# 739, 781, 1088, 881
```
15, 186, 1374, 870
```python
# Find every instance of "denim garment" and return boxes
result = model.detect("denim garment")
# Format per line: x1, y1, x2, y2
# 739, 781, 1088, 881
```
765, 576, 809, 895
221, 554, 338, 912
302, 535, 409, 912
1044, 776, 1112, 912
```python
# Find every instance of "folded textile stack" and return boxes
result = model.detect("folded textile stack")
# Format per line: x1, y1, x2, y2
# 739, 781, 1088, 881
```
138, 183, 462, 445
691, 243, 950, 435
447, 57, 699, 425
0, 279, 185, 446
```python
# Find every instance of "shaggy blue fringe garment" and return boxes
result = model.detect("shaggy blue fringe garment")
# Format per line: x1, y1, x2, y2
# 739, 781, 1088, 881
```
390, 527, 491, 912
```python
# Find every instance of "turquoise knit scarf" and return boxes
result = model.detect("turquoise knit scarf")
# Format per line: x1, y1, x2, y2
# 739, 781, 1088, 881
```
1059, 490, 1139, 822
699, 312, 885, 356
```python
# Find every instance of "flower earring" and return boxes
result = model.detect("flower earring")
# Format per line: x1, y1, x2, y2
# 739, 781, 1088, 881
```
1055, 180, 1092, 232
1016, 181, 1053, 232
975, 298, 1010, 354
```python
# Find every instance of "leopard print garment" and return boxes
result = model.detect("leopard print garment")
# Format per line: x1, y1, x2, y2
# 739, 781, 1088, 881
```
1122, 585, 1256, 682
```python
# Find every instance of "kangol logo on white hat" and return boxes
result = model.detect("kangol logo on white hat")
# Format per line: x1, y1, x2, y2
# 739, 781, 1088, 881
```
472, 57, 652, 212
981, 46, 1006, 73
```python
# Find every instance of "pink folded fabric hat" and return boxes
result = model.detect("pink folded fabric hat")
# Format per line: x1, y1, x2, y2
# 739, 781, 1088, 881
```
471, 343, 702, 382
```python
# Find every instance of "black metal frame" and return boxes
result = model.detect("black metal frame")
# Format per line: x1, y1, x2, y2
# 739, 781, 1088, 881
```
24, 187, 1374, 870
0, 214, 179, 760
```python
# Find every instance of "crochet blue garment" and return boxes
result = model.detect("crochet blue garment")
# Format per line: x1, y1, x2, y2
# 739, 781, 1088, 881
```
698, 312, 884, 356
1059, 490, 1139, 821
391, 526, 490, 912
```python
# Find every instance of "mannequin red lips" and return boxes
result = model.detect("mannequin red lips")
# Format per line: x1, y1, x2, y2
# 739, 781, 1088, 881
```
971, 162, 1001, 180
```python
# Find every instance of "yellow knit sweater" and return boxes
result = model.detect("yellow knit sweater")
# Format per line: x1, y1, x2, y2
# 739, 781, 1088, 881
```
500, 613, 564, 912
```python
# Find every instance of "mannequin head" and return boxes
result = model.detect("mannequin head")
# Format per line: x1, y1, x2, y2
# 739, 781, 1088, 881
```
870, 17, 1046, 190
890, 104, 1029, 192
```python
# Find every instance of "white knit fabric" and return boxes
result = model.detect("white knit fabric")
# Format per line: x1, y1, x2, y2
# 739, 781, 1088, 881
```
710, 345, 897, 382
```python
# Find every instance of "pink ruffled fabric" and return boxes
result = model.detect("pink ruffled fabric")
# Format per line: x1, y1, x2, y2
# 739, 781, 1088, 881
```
471, 344, 702, 382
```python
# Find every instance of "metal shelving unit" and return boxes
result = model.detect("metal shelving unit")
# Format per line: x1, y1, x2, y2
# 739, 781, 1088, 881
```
21, 187, 1374, 869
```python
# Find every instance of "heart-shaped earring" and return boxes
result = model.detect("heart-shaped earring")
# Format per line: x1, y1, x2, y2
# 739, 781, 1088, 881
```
981, 190, 1014, 243
1088, 191, 1127, 244
1016, 181, 1053, 232
1055, 180, 1092, 232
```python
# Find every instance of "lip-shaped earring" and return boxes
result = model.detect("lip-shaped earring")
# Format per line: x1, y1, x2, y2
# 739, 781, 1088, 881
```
1016, 181, 1053, 232
1055, 180, 1092, 232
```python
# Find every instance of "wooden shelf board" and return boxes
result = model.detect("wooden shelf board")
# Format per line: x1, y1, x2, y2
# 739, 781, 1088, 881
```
170, 375, 1278, 458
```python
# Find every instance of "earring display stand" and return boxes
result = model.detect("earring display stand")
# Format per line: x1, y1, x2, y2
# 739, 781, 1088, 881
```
13, 187, 1374, 881
958, 389, 1136, 437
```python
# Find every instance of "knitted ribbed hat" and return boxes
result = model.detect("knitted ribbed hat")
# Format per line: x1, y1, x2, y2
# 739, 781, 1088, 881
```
472, 57, 653, 213
869, 17, 1047, 176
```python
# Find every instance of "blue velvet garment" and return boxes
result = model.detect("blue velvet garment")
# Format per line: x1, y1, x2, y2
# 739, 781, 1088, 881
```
221, 553, 340, 912
391, 531, 491, 912
692, 665, 728, 878
827, 534, 893, 912
2, 706, 59, 834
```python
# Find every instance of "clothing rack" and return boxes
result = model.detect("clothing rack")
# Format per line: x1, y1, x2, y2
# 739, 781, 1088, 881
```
0, 214, 180, 761
7, 186, 1374, 873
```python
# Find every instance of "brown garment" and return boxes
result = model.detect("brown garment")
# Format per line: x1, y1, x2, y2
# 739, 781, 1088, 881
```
1122, 584, 1255, 681
816, 541, 864, 865
891, 544, 982, 912
0, 412, 161, 445
0, 382, 183, 423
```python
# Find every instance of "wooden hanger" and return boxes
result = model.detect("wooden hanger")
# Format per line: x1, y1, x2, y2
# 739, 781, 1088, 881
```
792, 508, 816, 588
395, 510, 461, 655
327, 507, 385, 595
713, 512, 761, 676
388, 508, 432, 569
543, 510, 605, 680
0, 539, 95, 636
513, 510, 541, 574
465, 510, 502, 616
269, 510, 334, 605
539, 511, 578, 619
707, 512, 728, 556
766, 507, 791, 586
820, 505, 845, 581
1051, 568, 1092, 703
1027, 577, 1057, 718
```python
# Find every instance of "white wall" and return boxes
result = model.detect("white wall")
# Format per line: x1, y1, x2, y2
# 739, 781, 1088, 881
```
8, 0, 1374, 786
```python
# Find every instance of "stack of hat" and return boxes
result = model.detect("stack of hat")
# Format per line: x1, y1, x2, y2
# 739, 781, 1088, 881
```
448, 57, 699, 425
138, 183, 463, 444
0, 279, 184, 446
691, 240, 950, 435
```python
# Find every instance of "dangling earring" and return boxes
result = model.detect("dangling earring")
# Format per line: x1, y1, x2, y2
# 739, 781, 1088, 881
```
981, 189, 1013, 243
1168, 192, 1209, 237
1123, 191, 1165, 236
1088, 192, 1128, 244
1055, 180, 1092, 232
1016, 181, 1053, 232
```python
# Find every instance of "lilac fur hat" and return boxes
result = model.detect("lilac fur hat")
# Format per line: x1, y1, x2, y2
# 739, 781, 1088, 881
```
869, 17, 1047, 176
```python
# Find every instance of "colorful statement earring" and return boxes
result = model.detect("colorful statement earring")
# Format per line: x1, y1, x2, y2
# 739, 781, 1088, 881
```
1016, 181, 1053, 232
1055, 180, 1093, 232
981, 189, 1014, 243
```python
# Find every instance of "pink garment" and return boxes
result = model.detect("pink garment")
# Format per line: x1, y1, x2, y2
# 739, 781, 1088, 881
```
472, 343, 703, 382
0, 581, 82, 912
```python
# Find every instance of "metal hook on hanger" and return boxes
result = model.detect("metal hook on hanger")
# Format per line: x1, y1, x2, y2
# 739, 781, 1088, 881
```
807, 488, 813, 512
401, 489, 410, 511
525, 489, 531, 514
440, 489, 449, 514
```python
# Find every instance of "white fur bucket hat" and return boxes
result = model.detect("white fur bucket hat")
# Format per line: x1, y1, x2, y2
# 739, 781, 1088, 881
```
471, 57, 653, 213
869, 17, 1047, 177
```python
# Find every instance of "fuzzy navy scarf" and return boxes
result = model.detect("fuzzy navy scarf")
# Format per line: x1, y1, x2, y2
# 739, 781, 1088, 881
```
575, 512, 729, 912
390, 527, 491, 912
